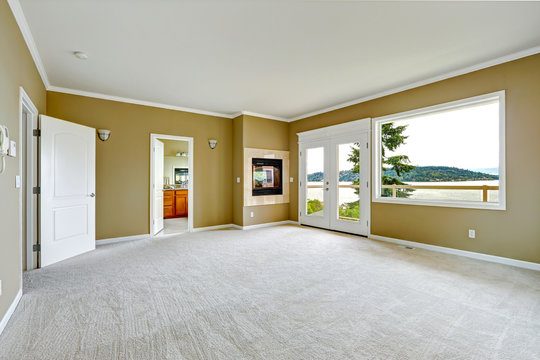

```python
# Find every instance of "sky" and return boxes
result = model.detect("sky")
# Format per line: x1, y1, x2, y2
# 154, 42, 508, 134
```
306, 101, 499, 175
386, 101, 499, 169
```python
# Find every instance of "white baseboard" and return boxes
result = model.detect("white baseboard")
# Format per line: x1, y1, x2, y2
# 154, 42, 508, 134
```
96, 234, 150, 245
0, 289, 22, 337
193, 221, 299, 232
240, 220, 299, 230
369, 234, 540, 272
192, 224, 237, 232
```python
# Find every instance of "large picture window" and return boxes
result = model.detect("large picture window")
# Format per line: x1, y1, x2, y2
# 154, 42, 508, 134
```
372, 91, 505, 210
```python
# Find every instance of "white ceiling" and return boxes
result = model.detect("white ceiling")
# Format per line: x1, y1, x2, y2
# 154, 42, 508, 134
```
17, 0, 540, 120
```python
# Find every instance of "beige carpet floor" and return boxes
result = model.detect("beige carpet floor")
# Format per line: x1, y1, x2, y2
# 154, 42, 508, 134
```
0, 225, 539, 359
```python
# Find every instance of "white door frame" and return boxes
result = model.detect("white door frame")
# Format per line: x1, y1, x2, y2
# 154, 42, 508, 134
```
149, 134, 194, 234
297, 118, 371, 236
18, 87, 38, 273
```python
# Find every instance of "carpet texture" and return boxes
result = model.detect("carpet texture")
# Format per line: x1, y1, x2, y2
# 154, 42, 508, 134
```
0, 225, 539, 359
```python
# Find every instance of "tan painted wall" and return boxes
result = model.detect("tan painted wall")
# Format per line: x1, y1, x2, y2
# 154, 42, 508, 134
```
242, 115, 289, 226
46, 92, 233, 237
231, 115, 290, 226
289, 54, 540, 264
0, 1, 46, 325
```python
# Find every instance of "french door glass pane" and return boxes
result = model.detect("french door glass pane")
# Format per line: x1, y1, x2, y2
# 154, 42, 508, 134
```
306, 147, 324, 217
338, 142, 360, 222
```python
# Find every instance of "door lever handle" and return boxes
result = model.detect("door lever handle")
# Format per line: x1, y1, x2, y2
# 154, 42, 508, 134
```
89, 193, 96, 197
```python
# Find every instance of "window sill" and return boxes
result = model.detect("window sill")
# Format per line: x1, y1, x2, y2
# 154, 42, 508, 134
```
372, 197, 506, 211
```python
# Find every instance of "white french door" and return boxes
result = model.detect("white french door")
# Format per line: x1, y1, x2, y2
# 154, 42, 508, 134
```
40, 115, 96, 267
299, 120, 370, 236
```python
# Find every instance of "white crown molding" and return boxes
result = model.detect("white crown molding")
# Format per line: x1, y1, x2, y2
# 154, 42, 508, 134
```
7, 0, 50, 88
9, 0, 540, 124
48, 86, 234, 118
288, 45, 540, 122
235, 111, 289, 122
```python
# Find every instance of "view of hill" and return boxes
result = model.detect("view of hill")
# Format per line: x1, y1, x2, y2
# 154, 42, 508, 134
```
468, 167, 499, 175
307, 166, 499, 182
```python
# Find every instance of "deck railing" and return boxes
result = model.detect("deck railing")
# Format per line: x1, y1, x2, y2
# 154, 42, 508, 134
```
307, 184, 499, 202
381, 184, 499, 202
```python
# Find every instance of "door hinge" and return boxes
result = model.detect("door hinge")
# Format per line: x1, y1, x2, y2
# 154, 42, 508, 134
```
33, 244, 40, 252
366, 142, 368, 149
299, 181, 302, 187
33, 186, 40, 195
33, 129, 41, 137
366, 181, 369, 188
366, 221, 369, 227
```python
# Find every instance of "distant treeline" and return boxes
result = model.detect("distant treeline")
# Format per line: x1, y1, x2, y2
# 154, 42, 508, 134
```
307, 166, 499, 182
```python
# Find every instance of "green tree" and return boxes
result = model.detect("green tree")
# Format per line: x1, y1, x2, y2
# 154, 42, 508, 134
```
347, 122, 415, 197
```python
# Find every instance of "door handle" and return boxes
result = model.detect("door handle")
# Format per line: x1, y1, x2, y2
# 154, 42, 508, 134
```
89, 193, 96, 197
325, 188, 329, 191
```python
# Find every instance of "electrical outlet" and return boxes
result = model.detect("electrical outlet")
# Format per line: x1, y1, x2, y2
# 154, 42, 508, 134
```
250, 211, 254, 218
236, 177, 240, 183
289, 177, 294, 182
468, 229, 476, 239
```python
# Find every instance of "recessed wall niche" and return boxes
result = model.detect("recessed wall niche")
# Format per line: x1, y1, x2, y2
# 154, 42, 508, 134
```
244, 148, 289, 206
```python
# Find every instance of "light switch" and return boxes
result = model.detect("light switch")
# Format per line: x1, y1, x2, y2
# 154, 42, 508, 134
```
9, 140, 16, 157
236, 177, 240, 183
15, 175, 21, 188
289, 177, 294, 182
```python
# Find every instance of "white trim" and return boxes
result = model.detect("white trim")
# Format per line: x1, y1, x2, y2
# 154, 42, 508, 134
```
18, 87, 38, 275
368, 234, 540, 272
150, 134, 194, 235
297, 118, 371, 143
7, 0, 50, 88
231, 111, 289, 122
96, 234, 150, 245
240, 220, 298, 230
192, 221, 299, 232
8, 0, 540, 123
49, 87, 232, 119
371, 90, 506, 211
0, 289, 22, 337
289, 45, 540, 121
192, 224, 238, 232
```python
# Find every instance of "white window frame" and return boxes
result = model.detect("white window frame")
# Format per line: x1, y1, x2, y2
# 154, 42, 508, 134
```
372, 90, 506, 210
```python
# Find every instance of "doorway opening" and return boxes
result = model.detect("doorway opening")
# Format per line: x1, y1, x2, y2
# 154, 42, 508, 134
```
19, 87, 39, 271
150, 134, 193, 236
298, 118, 371, 236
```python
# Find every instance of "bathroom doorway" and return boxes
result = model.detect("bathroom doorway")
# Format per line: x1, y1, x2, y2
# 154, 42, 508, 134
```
150, 134, 194, 236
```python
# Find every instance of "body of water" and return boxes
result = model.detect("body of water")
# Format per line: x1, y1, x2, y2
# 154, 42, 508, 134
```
307, 180, 499, 204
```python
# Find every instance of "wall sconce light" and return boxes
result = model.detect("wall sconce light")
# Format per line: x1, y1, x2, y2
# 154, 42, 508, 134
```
208, 139, 217, 149
97, 129, 111, 141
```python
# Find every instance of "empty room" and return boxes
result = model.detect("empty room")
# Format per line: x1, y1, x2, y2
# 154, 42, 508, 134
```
1, 1, 539, 359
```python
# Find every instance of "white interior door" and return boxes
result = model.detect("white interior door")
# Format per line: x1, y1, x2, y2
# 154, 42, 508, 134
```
299, 121, 370, 236
152, 139, 164, 235
40, 115, 95, 267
